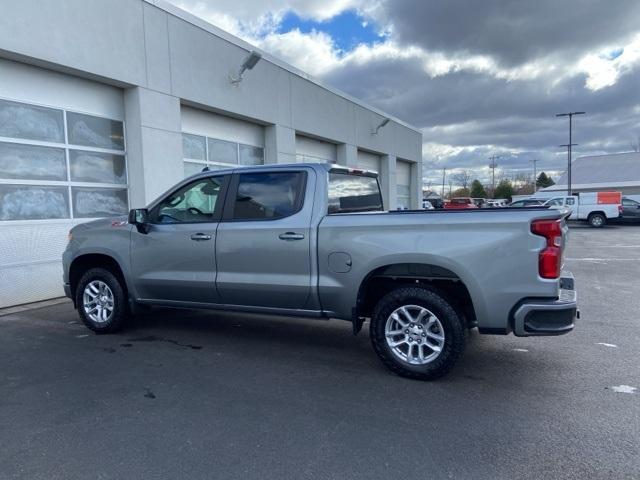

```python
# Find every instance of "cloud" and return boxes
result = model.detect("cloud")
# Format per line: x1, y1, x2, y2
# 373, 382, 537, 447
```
169, 0, 640, 188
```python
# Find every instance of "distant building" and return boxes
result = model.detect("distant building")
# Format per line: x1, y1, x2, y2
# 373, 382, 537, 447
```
542, 152, 640, 196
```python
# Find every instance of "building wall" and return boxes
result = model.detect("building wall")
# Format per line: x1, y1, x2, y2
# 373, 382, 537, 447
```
0, 0, 421, 207
0, 0, 422, 307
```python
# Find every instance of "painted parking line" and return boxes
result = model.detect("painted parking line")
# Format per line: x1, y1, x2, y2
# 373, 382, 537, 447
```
610, 385, 637, 394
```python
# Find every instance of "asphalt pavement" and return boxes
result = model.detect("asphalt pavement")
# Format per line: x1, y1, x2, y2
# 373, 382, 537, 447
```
1, 224, 639, 479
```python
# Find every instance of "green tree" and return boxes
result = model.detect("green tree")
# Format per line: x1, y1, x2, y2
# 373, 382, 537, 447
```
536, 172, 555, 188
493, 179, 514, 201
452, 187, 470, 198
469, 179, 487, 198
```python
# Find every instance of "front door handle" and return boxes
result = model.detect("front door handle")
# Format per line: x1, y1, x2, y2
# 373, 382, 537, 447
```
278, 232, 305, 241
190, 233, 212, 241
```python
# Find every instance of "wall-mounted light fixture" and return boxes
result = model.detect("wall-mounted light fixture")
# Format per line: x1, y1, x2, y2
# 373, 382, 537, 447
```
229, 50, 262, 86
371, 117, 390, 135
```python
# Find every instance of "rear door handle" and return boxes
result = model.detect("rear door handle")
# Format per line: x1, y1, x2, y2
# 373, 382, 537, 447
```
190, 233, 212, 241
278, 232, 305, 241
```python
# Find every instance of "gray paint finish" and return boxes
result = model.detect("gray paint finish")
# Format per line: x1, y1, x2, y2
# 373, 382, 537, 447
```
63, 163, 573, 336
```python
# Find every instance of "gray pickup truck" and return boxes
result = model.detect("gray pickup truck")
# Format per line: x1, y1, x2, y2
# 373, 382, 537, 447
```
63, 163, 577, 380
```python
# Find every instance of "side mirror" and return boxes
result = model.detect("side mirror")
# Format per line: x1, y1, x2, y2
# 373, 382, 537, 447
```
128, 208, 150, 234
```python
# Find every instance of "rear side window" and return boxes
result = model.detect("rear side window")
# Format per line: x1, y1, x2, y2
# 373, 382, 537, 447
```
231, 172, 305, 220
328, 173, 383, 214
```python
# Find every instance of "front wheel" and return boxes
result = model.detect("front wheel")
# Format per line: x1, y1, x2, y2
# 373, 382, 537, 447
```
588, 213, 606, 228
370, 286, 465, 380
75, 267, 129, 334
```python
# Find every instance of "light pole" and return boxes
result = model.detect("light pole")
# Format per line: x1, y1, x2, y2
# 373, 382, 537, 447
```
441, 168, 446, 199
556, 111, 585, 195
488, 155, 500, 197
530, 158, 539, 193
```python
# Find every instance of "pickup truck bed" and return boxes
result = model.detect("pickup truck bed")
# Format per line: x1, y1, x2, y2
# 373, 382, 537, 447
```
63, 163, 577, 380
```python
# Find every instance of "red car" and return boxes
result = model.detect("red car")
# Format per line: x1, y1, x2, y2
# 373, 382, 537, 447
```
444, 197, 479, 209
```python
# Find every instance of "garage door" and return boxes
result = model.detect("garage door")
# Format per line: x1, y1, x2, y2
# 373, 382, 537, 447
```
0, 59, 126, 308
357, 150, 381, 173
295, 135, 337, 163
181, 106, 265, 177
396, 160, 412, 209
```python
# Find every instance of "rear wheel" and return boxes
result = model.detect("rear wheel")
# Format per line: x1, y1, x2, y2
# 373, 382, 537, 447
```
588, 212, 605, 228
370, 286, 465, 380
75, 267, 129, 334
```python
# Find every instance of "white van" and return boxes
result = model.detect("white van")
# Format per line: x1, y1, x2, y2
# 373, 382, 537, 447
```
543, 192, 622, 227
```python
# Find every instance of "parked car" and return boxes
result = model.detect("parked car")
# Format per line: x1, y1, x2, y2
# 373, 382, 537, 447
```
63, 163, 576, 380
472, 198, 487, 208
543, 192, 622, 227
444, 197, 478, 209
422, 200, 435, 210
509, 199, 544, 208
425, 197, 444, 209
612, 197, 640, 223
485, 199, 507, 208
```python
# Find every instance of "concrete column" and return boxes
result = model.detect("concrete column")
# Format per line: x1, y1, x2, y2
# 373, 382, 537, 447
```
337, 143, 358, 167
124, 87, 183, 207
265, 124, 297, 164
381, 154, 397, 211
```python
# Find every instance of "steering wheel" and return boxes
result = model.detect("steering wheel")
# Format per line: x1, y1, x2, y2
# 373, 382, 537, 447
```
187, 207, 204, 216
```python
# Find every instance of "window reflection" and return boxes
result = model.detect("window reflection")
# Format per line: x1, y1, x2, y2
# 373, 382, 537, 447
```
328, 173, 382, 213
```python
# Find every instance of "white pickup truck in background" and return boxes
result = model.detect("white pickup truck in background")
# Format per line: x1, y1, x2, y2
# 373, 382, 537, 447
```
543, 191, 622, 227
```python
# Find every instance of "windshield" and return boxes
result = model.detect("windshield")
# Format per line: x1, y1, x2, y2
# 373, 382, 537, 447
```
328, 173, 383, 214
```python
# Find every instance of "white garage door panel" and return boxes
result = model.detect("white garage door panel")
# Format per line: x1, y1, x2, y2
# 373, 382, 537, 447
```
0, 58, 123, 120
0, 221, 89, 307
181, 106, 264, 147
357, 151, 381, 173
397, 161, 411, 185
396, 160, 412, 209
295, 135, 337, 163
0, 222, 72, 265
1, 262, 65, 307
0, 59, 125, 307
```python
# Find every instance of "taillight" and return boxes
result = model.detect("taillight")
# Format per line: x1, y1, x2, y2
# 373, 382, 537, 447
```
531, 219, 562, 279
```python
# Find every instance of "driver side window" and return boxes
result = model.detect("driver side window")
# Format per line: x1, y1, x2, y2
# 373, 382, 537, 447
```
151, 176, 226, 223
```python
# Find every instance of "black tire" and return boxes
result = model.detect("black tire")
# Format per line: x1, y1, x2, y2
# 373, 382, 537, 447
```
588, 213, 606, 228
370, 286, 465, 380
75, 267, 129, 334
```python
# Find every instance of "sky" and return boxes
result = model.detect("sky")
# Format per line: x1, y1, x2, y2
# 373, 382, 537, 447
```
169, 0, 640, 190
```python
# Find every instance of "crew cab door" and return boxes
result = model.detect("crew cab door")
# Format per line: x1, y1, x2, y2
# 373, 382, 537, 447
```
215, 169, 314, 310
130, 175, 229, 304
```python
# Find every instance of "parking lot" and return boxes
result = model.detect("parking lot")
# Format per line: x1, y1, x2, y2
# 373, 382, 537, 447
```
1, 225, 639, 480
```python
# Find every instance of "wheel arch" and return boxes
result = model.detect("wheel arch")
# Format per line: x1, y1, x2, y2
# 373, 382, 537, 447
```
69, 253, 129, 305
355, 262, 478, 330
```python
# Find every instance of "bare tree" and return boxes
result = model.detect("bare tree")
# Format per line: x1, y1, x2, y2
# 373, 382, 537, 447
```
452, 170, 472, 189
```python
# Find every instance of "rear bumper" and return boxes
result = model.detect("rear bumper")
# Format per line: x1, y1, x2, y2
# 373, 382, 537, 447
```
512, 273, 578, 337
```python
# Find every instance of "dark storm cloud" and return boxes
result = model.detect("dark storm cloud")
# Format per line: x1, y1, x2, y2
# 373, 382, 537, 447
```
325, 50, 640, 181
371, 0, 640, 66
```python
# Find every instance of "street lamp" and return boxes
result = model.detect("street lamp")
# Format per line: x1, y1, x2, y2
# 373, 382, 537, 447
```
488, 154, 500, 197
556, 111, 585, 195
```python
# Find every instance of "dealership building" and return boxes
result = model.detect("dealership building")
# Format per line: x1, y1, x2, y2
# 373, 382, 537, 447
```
0, 0, 423, 308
